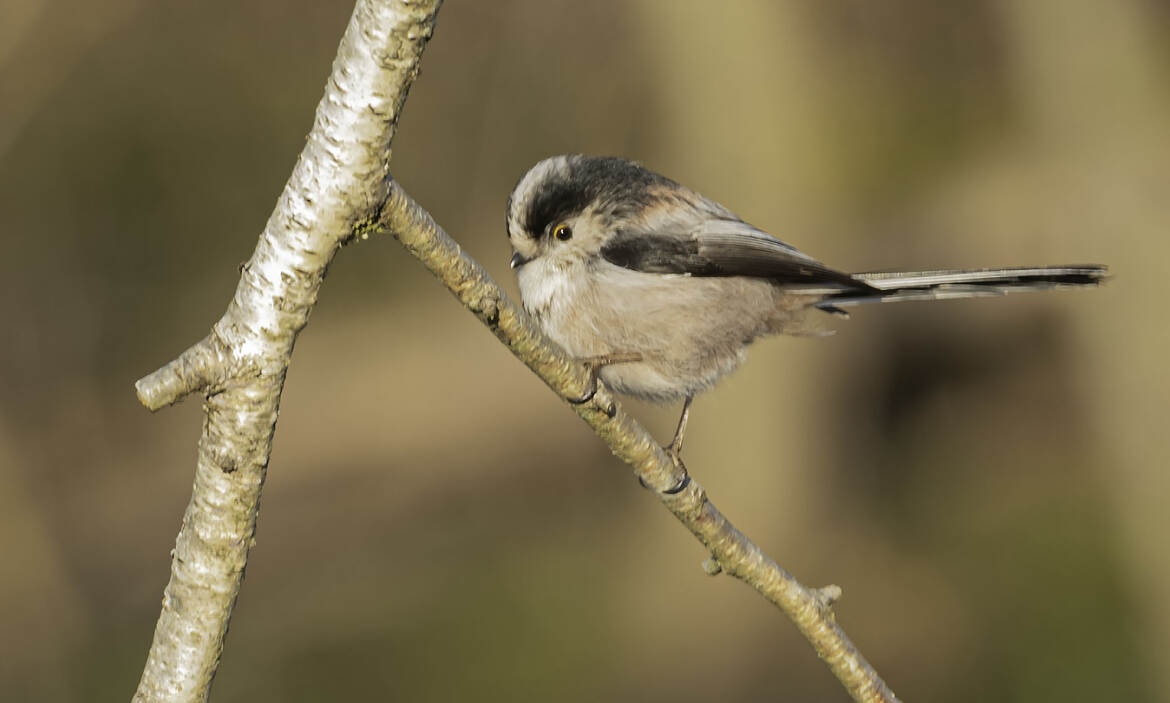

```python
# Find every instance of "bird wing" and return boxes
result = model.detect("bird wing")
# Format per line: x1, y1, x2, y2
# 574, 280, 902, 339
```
599, 216, 867, 290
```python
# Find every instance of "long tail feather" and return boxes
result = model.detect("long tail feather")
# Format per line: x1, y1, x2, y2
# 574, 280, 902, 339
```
813, 265, 1108, 312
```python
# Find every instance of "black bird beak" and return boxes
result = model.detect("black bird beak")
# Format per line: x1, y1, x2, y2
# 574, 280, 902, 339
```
510, 251, 531, 269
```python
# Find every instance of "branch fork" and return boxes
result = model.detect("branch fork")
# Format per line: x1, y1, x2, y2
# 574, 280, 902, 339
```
131, 2, 897, 702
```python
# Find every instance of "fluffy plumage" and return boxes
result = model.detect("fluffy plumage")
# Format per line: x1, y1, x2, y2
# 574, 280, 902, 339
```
506, 154, 1106, 404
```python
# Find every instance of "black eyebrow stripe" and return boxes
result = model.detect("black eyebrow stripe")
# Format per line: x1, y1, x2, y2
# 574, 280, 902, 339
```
522, 156, 674, 238
524, 180, 593, 238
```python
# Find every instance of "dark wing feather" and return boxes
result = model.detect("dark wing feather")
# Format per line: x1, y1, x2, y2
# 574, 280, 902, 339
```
600, 217, 869, 290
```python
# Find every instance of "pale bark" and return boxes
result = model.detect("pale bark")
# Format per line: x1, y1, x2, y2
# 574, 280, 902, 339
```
378, 183, 899, 703
132, 1, 442, 700
134, 1, 898, 701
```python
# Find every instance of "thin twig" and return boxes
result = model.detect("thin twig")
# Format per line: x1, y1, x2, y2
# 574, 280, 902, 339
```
377, 181, 900, 703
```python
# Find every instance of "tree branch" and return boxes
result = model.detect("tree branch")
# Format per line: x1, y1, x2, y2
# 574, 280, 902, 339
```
134, 0, 897, 700
377, 181, 900, 703
132, 2, 442, 700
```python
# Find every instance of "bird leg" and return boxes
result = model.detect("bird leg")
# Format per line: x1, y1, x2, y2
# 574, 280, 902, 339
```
645, 395, 694, 494
667, 394, 694, 458
565, 352, 643, 404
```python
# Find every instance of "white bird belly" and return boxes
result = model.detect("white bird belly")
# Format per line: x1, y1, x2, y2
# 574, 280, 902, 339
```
519, 261, 804, 403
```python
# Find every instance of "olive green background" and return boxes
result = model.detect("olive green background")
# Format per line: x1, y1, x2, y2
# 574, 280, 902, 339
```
2, 1, 1167, 701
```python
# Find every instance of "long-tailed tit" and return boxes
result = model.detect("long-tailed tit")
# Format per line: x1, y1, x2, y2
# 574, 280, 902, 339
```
506, 155, 1105, 460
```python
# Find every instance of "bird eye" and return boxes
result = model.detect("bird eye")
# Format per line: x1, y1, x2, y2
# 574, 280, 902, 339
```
554, 224, 573, 241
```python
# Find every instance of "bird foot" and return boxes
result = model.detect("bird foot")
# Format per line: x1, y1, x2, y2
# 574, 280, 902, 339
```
565, 352, 642, 404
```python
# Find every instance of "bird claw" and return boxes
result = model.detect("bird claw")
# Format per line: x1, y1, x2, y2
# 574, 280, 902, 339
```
564, 382, 598, 405
565, 352, 642, 405
637, 470, 690, 495
661, 473, 690, 495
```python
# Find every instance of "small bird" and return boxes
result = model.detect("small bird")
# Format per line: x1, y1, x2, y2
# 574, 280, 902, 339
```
506, 155, 1105, 460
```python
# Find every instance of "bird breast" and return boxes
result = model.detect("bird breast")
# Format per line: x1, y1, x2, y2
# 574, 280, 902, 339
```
516, 258, 578, 327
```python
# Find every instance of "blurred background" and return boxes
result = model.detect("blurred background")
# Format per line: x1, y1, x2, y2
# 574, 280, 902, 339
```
1, 1, 1167, 700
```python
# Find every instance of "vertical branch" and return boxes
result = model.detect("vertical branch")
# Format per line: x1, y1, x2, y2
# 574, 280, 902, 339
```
135, 2, 898, 701
132, 2, 442, 701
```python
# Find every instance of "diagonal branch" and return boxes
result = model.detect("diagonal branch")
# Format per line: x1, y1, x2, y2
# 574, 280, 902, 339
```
377, 181, 900, 703
132, 2, 443, 701
133, 0, 896, 700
